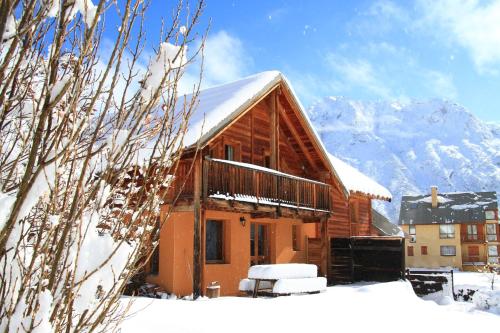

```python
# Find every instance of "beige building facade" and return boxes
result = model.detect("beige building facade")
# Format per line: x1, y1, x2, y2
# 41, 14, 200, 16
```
399, 187, 499, 271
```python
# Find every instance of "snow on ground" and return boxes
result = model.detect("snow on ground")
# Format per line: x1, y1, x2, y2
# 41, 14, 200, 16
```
119, 280, 499, 333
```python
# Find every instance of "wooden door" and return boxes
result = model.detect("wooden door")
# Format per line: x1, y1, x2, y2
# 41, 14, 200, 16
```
250, 223, 270, 265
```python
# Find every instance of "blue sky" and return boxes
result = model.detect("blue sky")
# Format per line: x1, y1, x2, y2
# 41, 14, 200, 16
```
119, 0, 500, 122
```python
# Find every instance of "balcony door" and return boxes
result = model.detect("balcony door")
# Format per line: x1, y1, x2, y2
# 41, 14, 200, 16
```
250, 223, 270, 265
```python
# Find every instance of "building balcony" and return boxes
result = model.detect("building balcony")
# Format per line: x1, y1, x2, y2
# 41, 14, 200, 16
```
461, 235, 485, 243
170, 158, 331, 218
203, 158, 331, 214
462, 256, 486, 265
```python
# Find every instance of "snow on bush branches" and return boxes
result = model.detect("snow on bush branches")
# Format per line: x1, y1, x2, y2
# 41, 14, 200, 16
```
0, 1, 204, 332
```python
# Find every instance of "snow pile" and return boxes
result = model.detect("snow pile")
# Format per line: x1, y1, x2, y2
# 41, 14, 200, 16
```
44, 0, 99, 27
328, 153, 392, 200
119, 280, 500, 333
141, 42, 187, 103
238, 278, 272, 292
423, 271, 500, 315
308, 97, 500, 222
272, 277, 327, 294
410, 195, 452, 204
248, 264, 318, 280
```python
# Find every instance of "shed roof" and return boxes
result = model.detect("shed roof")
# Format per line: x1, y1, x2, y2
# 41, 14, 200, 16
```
372, 209, 404, 236
399, 191, 498, 225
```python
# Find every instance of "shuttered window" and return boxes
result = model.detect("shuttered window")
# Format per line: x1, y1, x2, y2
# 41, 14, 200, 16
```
407, 246, 414, 256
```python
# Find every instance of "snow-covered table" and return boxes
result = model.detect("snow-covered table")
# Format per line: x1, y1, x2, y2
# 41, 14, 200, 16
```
239, 264, 327, 297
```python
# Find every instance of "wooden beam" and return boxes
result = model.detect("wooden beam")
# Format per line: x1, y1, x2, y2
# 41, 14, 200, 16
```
279, 104, 318, 173
320, 217, 328, 277
192, 153, 202, 299
274, 88, 280, 170
269, 91, 277, 170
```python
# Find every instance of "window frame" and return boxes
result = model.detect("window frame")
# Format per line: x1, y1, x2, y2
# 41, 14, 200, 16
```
485, 210, 496, 220
150, 244, 160, 275
439, 224, 455, 239
486, 223, 498, 241
407, 246, 414, 256
205, 220, 225, 264
224, 144, 234, 161
409, 225, 416, 235
440, 245, 456, 256
421, 246, 428, 255
466, 224, 478, 240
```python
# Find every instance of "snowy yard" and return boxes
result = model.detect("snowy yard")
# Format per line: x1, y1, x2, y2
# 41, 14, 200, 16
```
119, 277, 500, 333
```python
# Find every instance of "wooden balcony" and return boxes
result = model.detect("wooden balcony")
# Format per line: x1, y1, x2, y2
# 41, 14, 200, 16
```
462, 256, 486, 264
203, 158, 331, 214
461, 235, 485, 243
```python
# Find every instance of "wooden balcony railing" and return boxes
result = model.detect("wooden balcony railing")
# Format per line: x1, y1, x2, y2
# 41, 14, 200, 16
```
202, 158, 331, 212
462, 256, 486, 264
461, 235, 485, 242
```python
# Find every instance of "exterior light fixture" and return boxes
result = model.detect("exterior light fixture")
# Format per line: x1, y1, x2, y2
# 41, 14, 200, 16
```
240, 216, 246, 227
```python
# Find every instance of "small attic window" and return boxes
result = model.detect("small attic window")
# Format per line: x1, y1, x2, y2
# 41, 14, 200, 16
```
224, 144, 234, 161
485, 210, 496, 220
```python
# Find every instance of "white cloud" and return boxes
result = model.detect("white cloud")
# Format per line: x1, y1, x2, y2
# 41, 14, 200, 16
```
418, 0, 500, 73
321, 43, 457, 102
422, 70, 457, 99
179, 30, 253, 93
326, 53, 393, 99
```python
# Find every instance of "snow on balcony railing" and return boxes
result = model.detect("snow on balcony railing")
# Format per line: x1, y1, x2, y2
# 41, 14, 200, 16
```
203, 158, 331, 212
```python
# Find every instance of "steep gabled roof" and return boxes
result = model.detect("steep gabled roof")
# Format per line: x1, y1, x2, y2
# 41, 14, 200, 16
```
183, 71, 283, 148
327, 153, 392, 201
181, 71, 350, 197
399, 191, 498, 225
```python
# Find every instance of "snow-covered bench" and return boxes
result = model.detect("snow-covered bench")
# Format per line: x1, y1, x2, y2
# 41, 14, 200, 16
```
239, 263, 327, 297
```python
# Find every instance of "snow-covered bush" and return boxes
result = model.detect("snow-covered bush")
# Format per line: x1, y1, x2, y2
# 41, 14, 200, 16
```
0, 1, 205, 332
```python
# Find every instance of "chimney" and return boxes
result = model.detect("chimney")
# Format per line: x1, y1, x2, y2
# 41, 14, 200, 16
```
431, 186, 438, 208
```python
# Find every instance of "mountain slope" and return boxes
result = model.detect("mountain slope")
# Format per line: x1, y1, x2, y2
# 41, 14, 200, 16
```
308, 97, 500, 223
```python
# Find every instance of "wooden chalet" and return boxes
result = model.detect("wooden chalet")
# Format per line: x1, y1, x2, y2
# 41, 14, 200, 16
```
146, 71, 403, 296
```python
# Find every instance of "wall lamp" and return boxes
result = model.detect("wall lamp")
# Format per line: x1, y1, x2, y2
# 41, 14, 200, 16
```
239, 216, 246, 227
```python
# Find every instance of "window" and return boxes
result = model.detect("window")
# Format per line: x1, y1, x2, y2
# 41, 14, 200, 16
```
150, 244, 159, 275
487, 224, 498, 241
439, 225, 455, 239
440, 245, 456, 256
485, 210, 496, 220
407, 246, 414, 256
224, 144, 234, 161
467, 224, 478, 240
421, 246, 428, 255
409, 225, 416, 235
292, 225, 299, 251
264, 155, 271, 168
409, 225, 416, 243
206, 220, 224, 263
488, 245, 499, 264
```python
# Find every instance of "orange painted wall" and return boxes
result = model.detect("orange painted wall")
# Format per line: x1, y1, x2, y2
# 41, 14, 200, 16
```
149, 207, 318, 296
147, 209, 195, 296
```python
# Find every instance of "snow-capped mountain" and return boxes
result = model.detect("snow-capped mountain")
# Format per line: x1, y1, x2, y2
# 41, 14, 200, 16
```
308, 97, 500, 223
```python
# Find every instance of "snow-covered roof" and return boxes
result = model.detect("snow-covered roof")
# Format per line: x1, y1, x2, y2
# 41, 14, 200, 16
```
181, 70, 350, 197
183, 71, 283, 147
399, 191, 498, 225
327, 153, 392, 201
